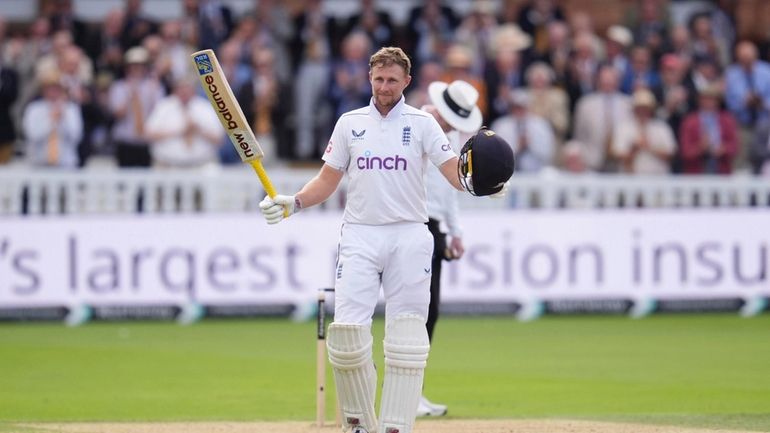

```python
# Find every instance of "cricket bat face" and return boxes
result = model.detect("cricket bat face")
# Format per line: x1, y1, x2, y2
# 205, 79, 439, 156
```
192, 49, 264, 162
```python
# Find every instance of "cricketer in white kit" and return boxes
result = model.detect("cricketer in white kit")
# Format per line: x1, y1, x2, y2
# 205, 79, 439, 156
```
259, 47, 513, 433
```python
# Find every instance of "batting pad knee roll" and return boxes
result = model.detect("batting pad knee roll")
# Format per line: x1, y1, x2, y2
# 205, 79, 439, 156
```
327, 323, 378, 433
379, 314, 430, 433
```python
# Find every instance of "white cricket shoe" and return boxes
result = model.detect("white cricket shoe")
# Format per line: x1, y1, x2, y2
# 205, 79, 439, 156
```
416, 395, 447, 417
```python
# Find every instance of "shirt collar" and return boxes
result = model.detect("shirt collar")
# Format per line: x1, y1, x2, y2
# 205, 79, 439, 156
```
369, 95, 406, 120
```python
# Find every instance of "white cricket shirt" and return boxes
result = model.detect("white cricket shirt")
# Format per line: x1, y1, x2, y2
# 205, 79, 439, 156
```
323, 96, 454, 225
426, 130, 470, 237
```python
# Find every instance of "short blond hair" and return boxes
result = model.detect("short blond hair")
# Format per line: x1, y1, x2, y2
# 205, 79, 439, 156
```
369, 47, 411, 76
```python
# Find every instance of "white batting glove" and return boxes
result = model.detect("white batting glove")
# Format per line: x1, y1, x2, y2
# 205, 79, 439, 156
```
259, 194, 299, 224
489, 181, 510, 199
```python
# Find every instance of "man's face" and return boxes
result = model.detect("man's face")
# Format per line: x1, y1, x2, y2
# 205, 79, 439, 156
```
736, 43, 757, 67
634, 105, 653, 121
631, 48, 650, 71
597, 68, 619, 92
42, 83, 64, 101
699, 95, 719, 111
661, 64, 681, 84
370, 63, 411, 111
176, 82, 195, 104
126, 63, 146, 78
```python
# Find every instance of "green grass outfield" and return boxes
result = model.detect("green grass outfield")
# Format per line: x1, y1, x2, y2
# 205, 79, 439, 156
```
1, 315, 769, 431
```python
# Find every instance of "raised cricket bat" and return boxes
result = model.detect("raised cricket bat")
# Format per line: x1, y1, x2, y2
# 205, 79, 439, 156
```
191, 49, 285, 214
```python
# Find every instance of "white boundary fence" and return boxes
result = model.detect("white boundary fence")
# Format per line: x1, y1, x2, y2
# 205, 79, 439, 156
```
2, 168, 769, 322
0, 167, 343, 215
1, 168, 769, 215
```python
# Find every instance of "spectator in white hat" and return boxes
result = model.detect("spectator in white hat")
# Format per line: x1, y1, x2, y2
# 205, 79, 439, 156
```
525, 61, 569, 142
612, 88, 676, 174
108, 46, 165, 167
22, 70, 83, 168
485, 24, 531, 123
605, 25, 633, 76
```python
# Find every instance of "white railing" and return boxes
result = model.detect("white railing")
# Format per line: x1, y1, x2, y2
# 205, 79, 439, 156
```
0, 167, 769, 215
0, 166, 344, 215
504, 171, 770, 209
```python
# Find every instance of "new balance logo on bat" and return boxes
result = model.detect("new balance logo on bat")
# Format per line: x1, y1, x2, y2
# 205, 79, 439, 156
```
233, 131, 254, 158
203, 75, 238, 131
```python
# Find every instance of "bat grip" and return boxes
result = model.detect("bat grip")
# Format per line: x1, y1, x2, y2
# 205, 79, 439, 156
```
250, 159, 289, 218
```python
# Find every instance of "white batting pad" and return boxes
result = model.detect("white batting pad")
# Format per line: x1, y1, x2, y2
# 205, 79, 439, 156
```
379, 314, 430, 433
327, 323, 378, 432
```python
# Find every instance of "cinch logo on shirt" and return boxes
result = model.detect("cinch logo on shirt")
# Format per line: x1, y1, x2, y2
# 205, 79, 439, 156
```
356, 151, 407, 171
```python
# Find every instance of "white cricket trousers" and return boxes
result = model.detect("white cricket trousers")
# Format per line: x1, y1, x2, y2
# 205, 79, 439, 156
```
333, 222, 433, 326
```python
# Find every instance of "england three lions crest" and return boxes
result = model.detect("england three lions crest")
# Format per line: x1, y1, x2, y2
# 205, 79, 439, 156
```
402, 126, 411, 146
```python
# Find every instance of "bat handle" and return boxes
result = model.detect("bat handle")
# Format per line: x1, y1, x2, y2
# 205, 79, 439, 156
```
249, 159, 289, 218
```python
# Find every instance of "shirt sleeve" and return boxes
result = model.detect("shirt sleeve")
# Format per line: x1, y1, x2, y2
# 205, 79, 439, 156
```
529, 117, 556, 163
656, 122, 677, 154
455, 130, 473, 153
423, 115, 455, 167
724, 68, 745, 114
22, 103, 50, 142
143, 100, 167, 136
62, 103, 83, 144
445, 190, 462, 238
611, 122, 632, 157
108, 82, 127, 113
321, 116, 350, 171
196, 99, 225, 139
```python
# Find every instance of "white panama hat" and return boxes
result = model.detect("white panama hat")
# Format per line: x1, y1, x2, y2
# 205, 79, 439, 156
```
124, 46, 150, 64
427, 80, 483, 133
607, 25, 633, 47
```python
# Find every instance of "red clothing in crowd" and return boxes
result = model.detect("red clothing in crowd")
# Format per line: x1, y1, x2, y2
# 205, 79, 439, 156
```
679, 111, 739, 174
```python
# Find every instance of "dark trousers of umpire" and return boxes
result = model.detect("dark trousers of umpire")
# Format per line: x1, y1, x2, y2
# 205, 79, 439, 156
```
115, 141, 151, 212
115, 141, 151, 167
426, 218, 446, 343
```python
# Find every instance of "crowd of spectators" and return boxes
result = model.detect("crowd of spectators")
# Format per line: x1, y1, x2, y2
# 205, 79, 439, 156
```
1, 0, 769, 176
